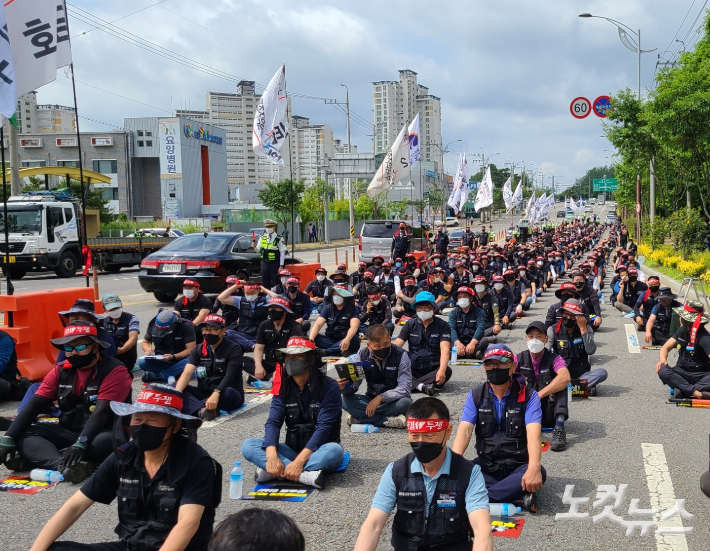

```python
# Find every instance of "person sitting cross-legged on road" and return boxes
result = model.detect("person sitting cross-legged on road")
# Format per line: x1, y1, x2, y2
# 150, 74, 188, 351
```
449, 286, 489, 360
644, 287, 681, 346
174, 279, 213, 344
452, 344, 545, 513
339, 324, 412, 429
309, 284, 361, 356
241, 337, 344, 490
393, 292, 452, 396
656, 301, 710, 399
216, 282, 269, 351
359, 285, 395, 335
176, 314, 245, 421
139, 309, 197, 382
516, 321, 571, 452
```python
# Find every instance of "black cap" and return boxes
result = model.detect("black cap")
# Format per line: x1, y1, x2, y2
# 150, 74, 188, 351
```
525, 321, 547, 335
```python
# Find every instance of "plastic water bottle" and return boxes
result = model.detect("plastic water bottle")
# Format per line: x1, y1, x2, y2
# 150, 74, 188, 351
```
489, 503, 522, 517
30, 469, 63, 483
451, 344, 458, 364
229, 462, 243, 499
600, 293, 605, 305
167, 376, 176, 388
252, 380, 272, 389
568, 383, 573, 403
351, 424, 378, 433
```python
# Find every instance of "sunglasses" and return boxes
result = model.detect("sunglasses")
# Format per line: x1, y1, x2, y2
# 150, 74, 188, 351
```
62, 343, 91, 353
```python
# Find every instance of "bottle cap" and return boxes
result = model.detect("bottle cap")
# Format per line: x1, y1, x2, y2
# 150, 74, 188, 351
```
234, 461, 241, 466
516, 506, 522, 514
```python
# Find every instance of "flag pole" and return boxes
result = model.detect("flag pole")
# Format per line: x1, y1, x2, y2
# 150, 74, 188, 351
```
1, 122, 13, 315
69, 62, 89, 288
283, 67, 295, 259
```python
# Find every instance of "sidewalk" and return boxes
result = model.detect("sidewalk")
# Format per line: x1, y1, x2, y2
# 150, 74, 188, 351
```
291, 238, 353, 252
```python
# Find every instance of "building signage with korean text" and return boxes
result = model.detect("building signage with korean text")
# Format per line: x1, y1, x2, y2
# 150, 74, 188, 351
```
184, 123, 222, 145
159, 118, 182, 179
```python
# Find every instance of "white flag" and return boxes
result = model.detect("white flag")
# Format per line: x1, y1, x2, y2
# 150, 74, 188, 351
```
408, 113, 421, 168
512, 180, 522, 208
502, 177, 513, 211
457, 151, 470, 211
253, 65, 289, 165
526, 192, 536, 220
474, 166, 494, 212
447, 151, 463, 213
0, 5, 16, 119
6, 0, 72, 96
448, 150, 468, 213
367, 123, 411, 199
547, 194, 555, 208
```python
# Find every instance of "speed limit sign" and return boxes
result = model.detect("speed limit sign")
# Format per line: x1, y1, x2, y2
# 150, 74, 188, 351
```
570, 97, 592, 119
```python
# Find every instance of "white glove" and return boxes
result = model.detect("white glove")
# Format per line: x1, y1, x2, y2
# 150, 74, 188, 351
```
516, 305, 523, 315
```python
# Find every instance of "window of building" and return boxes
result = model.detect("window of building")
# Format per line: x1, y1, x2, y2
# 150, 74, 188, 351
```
99, 188, 119, 201
146, 140, 153, 147
21, 160, 46, 168
137, 141, 144, 147
137, 130, 143, 136
57, 160, 80, 168
92, 159, 117, 174
145, 131, 152, 137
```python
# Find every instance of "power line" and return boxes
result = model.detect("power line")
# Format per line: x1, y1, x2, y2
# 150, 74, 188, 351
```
670, 0, 709, 60
663, 0, 697, 54
69, 0, 167, 39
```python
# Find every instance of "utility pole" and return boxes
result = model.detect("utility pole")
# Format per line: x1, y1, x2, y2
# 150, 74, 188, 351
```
649, 158, 656, 223
9, 123, 20, 195
342, 84, 354, 244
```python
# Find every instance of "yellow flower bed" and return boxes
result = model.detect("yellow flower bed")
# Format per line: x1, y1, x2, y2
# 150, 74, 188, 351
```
701, 271, 710, 287
664, 256, 682, 269
677, 260, 706, 277
637, 244, 652, 257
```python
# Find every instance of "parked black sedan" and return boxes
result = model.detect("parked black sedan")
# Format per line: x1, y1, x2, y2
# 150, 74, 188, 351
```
139, 232, 303, 302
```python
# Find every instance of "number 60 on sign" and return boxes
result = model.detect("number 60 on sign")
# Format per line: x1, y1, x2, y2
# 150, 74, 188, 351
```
570, 97, 592, 119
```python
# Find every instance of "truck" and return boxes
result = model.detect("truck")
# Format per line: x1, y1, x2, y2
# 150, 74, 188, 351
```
597, 193, 605, 206
0, 193, 174, 279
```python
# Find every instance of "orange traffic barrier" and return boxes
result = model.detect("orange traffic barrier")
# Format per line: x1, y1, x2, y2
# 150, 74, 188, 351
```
0, 287, 104, 381
288, 263, 321, 285
411, 250, 428, 263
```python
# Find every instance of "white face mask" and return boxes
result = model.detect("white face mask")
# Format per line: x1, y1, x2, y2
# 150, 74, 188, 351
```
266, 228, 274, 235
280, 277, 288, 285
457, 298, 470, 309
371, 299, 381, 306
520, 270, 526, 277
317, 275, 326, 282
527, 338, 545, 354
107, 308, 123, 319
475, 284, 486, 293
472, 265, 479, 272
417, 309, 434, 321
183, 289, 195, 299
494, 283, 504, 291
433, 259, 440, 265
332, 295, 344, 306
245, 293, 258, 302
537, 261, 543, 266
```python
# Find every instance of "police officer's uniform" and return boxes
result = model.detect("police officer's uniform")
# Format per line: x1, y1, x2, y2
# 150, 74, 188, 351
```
254, 220, 287, 290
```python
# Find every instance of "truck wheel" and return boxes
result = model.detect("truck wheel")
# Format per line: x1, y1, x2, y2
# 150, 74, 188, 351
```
2, 266, 27, 279
54, 251, 79, 278
153, 292, 177, 303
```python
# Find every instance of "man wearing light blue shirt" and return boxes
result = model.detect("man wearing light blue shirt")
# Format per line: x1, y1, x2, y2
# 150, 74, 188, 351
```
354, 397, 492, 551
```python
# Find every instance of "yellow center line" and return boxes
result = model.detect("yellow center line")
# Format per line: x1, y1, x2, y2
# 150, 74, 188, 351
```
122, 298, 159, 306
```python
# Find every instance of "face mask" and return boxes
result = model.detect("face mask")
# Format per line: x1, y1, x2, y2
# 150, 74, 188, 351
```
400, 227, 406, 231
629, 276, 638, 282
520, 270, 526, 277
183, 289, 195, 299
505, 276, 516, 283
457, 298, 470, 309
564, 317, 577, 328
364, 277, 373, 284
410, 439, 445, 464
537, 261, 543, 266
332, 295, 344, 306
372, 345, 391, 359
131, 423, 170, 452
417, 309, 434, 321
358, 267, 365, 273
486, 367, 511, 385
384, 268, 391, 274
374, 261, 382, 267
660, 300, 672, 308
560, 294, 573, 303
574, 282, 584, 289
204, 333, 221, 346
475, 284, 486, 293
649, 285, 660, 292
266, 228, 274, 235
245, 294, 258, 302
433, 259, 440, 265
67, 346, 96, 369
371, 299, 381, 306
285, 358, 310, 377
107, 308, 123, 319
583, 270, 591, 275
268, 309, 285, 321
406, 285, 416, 292
280, 277, 288, 285
472, 265, 479, 272
434, 277, 441, 283
527, 338, 545, 354
493, 283, 504, 291
288, 286, 298, 294
395, 262, 402, 267
316, 275, 326, 282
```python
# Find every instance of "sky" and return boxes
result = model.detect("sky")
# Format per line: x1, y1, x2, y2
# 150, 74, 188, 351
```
39, 0, 706, 190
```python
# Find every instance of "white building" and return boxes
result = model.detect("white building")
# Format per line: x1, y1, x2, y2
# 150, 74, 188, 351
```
11, 93, 76, 134
288, 116, 334, 187
372, 70, 442, 169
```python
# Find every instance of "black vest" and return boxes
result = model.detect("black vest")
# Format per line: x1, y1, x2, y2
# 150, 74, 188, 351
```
638, 289, 659, 320
0, 329, 18, 380
238, 297, 269, 337
393, 231, 409, 255
57, 355, 129, 432
261, 319, 299, 367
363, 299, 388, 325
325, 302, 357, 341
287, 291, 311, 320
554, 325, 591, 379
359, 345, 404, 397
280, 372, 341, 453
655, 303, 675, 334
215, 300, 240, 329
195, 339, 243, 393
379, 274, 396, 299
454, 306, 482, 344
473, 377, 531, 475
676, 327, 710, 373
623, 281, 646, 306
406, 318, 446, 376
517, 349, 557, 391
391, 452, 473, 551
451, 270, 473, 295
474, 293, 495, 326
101, 313, 137, 368
149, 319, 192, 355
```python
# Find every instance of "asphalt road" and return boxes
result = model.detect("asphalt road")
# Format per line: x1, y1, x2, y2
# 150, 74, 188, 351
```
3, 205, 709, 551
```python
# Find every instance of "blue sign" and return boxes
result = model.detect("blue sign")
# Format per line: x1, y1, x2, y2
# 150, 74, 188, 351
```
593, 96, 613, 118
184, 123, 223, 145
470, 181, 478, 191
425, 170, 436, 178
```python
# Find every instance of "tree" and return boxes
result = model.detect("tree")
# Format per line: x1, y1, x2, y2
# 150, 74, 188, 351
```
21, 175, 44, 193
258, 179, 305, 231
59, 177, 113, 224
426, 184, 447, 219
387, 200, 409, 220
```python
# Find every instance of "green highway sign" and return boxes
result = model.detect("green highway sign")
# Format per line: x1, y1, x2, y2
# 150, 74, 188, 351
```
592, 178, 618, 191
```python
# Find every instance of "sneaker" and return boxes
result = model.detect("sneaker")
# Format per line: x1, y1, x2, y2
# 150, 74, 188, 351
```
197, 408, 218, 421
0, 416, 12, 431
522, 492, 538, 513
141, 372, 164, 384
588, 386, 598, 397
550, 426, 567, 451
383, 414, 407, 429
422, 383, 436, 397
255, 467, 276, 483
62, 461, 96, 484
345, 412, 359, 426
6, 453, 30, 472
701, 391, 710, 400
298, 469, 325, 490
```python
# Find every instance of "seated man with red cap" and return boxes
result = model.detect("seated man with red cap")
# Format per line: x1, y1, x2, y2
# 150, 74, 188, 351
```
449, 286, 489, 360
0, 322, 132, 483
351, 260, 369, 287
262, 276, 313, 333
305, 267, 333, 313
174, 279, 213, 344
656, 301, 710, 399
271, 268, 293, 296
176, 314, 245, 421
394, 276, 422, 320
359, 285, 394, 335
452, 344, 545, 512
242, 337, 343, 489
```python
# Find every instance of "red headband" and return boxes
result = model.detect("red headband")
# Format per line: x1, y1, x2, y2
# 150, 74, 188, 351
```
407, 419, 450, 433
685, 304, 705, 348
63, 324, 98, 337
183, 279, 200, 287
244, 283, 260, 290
286, 337, 316, 350
563, 302, 583, 314
136, 389, 183, 411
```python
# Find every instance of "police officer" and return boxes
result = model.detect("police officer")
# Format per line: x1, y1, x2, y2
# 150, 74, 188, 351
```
28, 384, 221, 551
309, 285, 361, 356
174, 279, 212, 344
462, 226, 475, 249
477, 225, 489, 248
0, 322, 132, 482
177, 314, 245, 421
432, 226, 449, 255
139, 309, 197, 382
391, 222, 411, 262
254, 219, 287, 290
354, 397, 492, 551
393, 292, 452, 396
100, 293, 140, 370
644, 288, 680, 346
241, 337, 344, 489
244, 296, 303, 383
449, 287, 488, 360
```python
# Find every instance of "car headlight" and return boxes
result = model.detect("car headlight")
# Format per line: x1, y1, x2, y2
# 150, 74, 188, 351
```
28, 248, 47, 254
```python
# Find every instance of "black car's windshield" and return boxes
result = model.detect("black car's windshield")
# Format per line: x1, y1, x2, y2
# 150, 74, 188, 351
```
0, 206, 43, 234
160, 233, 232, 253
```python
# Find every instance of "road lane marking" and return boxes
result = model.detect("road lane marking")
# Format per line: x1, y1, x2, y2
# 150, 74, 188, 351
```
642, 443, 689, 550
122, 299, 159, 307
201, 392, 272, 429
625, 324, 641, 354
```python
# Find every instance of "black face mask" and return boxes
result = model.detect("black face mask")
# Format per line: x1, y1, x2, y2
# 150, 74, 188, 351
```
649, 285, 660, 292
131, 423, 170, 452
574, 282, 585, 289
288, 286, 298, 294
505, 277, 515, 283
67, 346, 97, 369
561, 294, 574, 303
364, 278, 373, 284
410, 439, 445, 464
383, 269, 391, 274
406, 285, 416, 292
358, 268, 365, 273
374, 262, 382, 267
583, 270, 591, 275
204, 333, 220, 346
564, 317, 577, 328
628, 276, 638, 282
486, 367, 511, 385
372, 345, 391, 360
269, 309, 285, 321
285, 358, 310, 377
